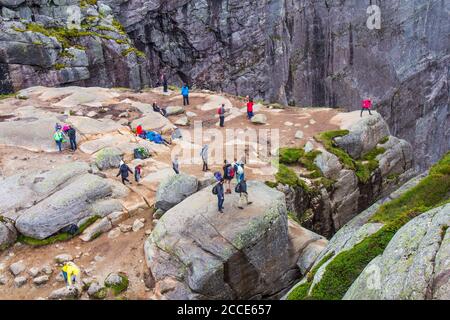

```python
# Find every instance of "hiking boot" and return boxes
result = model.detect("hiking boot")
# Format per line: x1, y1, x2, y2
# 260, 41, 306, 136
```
248, 202, 253, 205
238, 206, 244, 210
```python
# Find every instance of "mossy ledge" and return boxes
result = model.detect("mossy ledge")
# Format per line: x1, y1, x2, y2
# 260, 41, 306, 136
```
290, 151, 450, 300
105, 273, 129, 296
17, 215, 101, 246
314, 130, 387, 184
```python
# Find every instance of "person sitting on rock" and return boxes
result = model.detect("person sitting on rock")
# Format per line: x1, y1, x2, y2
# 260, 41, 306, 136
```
136, 124, 144, 137
236, 178, 252, 210
152, 102, 161, 113
117, 162, 133, 185
361, 98, 373, 117
61, 262, 80, 288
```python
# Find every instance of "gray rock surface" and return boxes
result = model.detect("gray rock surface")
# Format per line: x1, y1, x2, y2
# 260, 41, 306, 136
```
155, 174, 199, 212
49, 287, 81, 300
0, 219, 17, 250
15, 174, 113, 239
145, 181, 326, 300
335, 113, 390, 159
344, 203, 450, 300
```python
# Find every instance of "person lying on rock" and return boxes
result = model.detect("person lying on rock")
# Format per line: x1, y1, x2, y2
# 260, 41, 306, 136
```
117, 162, 133, 185
61, 262, 80, 288
236, 178, 252, 209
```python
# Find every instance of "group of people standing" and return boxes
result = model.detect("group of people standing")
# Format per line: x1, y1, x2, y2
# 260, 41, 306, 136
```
53, 123, 77, 152
213, 159, 251, 213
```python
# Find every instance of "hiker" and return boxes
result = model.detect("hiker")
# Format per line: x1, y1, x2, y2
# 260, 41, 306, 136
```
235, 161, 245, 183
236, 178, 252, 209
213, 178, 225, 213
62, 123, 70, 134
134, 164, 143, 183
67, 125, 77, 151
246, 97, 254, 119
200, 144, 209, 172
223, 160, 234, 194
61, 262, 80, 288
361, 98, 373, 117
181, 84, 189, 106
116, 162, 133, 185
55, 123, 62, 132
218, 104, 226, 127
172, 155, 180, 174
53, 129, 64, 152
161, 73, 168, 93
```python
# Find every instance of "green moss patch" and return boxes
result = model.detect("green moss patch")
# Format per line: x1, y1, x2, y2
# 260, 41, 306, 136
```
315, 130, 387, 184
105, 273, 129, 296
292, 152, 450, 300
0, 93, 16, 100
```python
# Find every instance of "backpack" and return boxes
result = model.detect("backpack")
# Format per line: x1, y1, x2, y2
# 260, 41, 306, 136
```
60, 224, 79, 235
227, 166, 235, 178
212, 184, 218, 195
134, 147, 150, 160
235, 183, 241, 193
214, 172, 222, 181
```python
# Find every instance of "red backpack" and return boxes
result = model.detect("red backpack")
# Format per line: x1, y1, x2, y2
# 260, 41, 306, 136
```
228, 166, 235, 178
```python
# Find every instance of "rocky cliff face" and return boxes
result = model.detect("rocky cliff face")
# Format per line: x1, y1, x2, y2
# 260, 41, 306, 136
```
1, 0, 448, 170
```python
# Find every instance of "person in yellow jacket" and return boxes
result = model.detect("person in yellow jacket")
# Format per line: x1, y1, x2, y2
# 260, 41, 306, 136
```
61, 262, 80, 287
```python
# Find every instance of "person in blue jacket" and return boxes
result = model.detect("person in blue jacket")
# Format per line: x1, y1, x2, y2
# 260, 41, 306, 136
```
181, 84, 189, 106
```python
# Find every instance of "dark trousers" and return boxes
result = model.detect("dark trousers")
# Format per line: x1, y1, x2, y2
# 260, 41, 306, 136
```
361, 108, 372, 117
202, 160, 208, 171
218, 196, 224, 211
183, 95, 189, 106
121, 176, 130, 185
219, 116, 225, 127
69, 137, 77, 150
173, 166, 179, 174
163, 82, 168, 92
135, 172, 141, 182
247, 111, 254, 119
55, 140, 62, 152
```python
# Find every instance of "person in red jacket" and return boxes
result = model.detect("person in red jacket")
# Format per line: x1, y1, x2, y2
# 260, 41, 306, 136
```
361, 98, 373, 117
246, 97, 254, 119
136, 125, 143, 136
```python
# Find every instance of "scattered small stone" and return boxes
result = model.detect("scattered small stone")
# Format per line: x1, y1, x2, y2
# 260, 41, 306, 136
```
94, 255, 104, 262
28, 267, 40, 277
40, 264, 53, 275
186, 111, 197, 117
87, 111, 98, 118
119, 224, 132, 233
132, 219, 145, 232
304, 141, 314, 153
10, 261, 26, 276
284, 121, 294, 126
108, 228, 121, 239
49, 287, 81, 300
33, 275, 50, 286
87, 282, 107, 299
0, 274, 7, 285
14, 276, 27, 288
295, 130, 304, 139
309, 119, 316, 125
54, 254, 73, 264
55, 272, 65, 282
